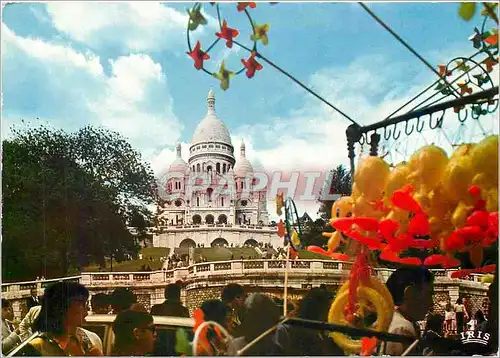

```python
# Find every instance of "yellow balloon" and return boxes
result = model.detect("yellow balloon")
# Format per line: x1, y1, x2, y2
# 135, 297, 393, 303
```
408, 145, 448, 192
470, 135, 498, 186
331, 196, 354, 220
354, 156, 390, 202
384, 162, 410, 203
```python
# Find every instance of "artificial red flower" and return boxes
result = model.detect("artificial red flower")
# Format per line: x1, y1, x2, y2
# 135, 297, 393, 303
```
438, 64, 452, 77
391, 186, 423, 213
237, 2, 257, 11
457, 82, 473, 95
216, 20, 239, 48
483, 57, 498, 73
241, 52, 263, 78
408, 212, 430, 237
187, 41, 210, 70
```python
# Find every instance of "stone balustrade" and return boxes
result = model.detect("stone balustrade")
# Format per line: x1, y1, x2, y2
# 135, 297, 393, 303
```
3, 260, 485, 296
1, 260, 490, 319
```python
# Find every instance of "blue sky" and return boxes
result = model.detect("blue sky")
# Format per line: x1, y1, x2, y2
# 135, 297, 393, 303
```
2, 2, 498, 217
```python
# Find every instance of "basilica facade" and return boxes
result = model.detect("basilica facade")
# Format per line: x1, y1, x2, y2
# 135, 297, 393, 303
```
153, 90, 280, 249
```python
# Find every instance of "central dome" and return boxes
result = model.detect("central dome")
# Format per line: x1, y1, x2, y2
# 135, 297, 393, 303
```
191, 89, 232, 146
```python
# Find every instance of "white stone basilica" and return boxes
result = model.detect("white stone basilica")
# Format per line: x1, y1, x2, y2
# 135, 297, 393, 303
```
153, 90, 280, 249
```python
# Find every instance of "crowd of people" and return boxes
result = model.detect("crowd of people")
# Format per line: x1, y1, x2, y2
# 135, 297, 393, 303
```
2, 267, 498, 356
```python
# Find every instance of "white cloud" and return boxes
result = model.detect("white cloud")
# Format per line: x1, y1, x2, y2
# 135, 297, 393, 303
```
45, 2, 216, 52
2, 23, 183, 153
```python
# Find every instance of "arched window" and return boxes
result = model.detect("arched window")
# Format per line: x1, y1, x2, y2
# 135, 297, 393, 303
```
211, 238, 228, 247
180, 238, 196, 248
243, 239, 258, 247
205, 214, 214, 224
197, 197, 200, 206
207, 188, 213, 202
221, 197, 225, 207
196, 163, 200, 172
218, 214, 227, 224
192, 215, 201, 224
216, 163, 221, 173
223, 163, 226, 173
207, 165, 212, 173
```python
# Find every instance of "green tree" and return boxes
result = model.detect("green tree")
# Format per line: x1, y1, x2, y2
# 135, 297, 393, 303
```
318, 165, 352, 220
2, 125, 154, 281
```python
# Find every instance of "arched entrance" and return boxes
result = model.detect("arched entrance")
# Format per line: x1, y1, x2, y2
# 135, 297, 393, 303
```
192, 215, 202, 224
244, 239, 258, 247
211, 238, 229, 247
218, 214, 228, 224
205, 214, 215, 224
179, 238, 196, 248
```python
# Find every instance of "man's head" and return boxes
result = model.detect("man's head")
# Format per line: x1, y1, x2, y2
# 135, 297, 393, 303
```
386, 267, 434, 322
165, 284, 181, 302
30, 288, 38, 297
110, 288, 137, 314
112, 310, 156, 354
91, 293, 110, 314
221, 284, 245, 309
2, 300, 14, 321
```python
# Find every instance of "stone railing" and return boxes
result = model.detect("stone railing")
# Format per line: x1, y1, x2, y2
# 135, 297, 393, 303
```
155, 224, 276, 232
1, 260, 487, 299
1, 276, 81, 299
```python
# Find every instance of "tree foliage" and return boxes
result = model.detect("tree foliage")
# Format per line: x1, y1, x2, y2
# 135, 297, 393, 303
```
318, 165, 352, 220
299, 165, 352, 249
2, 125, 155, 282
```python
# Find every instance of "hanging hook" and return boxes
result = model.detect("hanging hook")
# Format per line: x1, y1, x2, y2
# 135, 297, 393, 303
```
359, 134, 366, 145
365, 132, 374, 145
471, 104, 482, 120
429, 110, 445, 129
487, 98, 499, 114
383, 126, 392, 140
404, 120, 415, 136
392, 124, 401, 140
457, 107, 468, 123
416, 116, 425, 133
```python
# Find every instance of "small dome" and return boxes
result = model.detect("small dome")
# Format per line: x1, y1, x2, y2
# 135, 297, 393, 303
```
191, 90, 232, 146
169, 143, 188, 172
234, 141, 253, 178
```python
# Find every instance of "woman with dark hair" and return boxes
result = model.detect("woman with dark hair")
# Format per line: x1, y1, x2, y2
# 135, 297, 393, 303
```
274, 288, 344, 356
111, 310, 156, 356
193, 299, 231, 356
454, 297, 467, 333
227, 293, 281, 356
24, 281, 103, 356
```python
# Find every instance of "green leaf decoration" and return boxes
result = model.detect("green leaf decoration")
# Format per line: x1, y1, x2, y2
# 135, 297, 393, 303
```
458, 2, 476, 21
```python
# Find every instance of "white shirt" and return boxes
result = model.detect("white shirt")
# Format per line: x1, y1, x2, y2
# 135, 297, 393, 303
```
385, 311, 418, 356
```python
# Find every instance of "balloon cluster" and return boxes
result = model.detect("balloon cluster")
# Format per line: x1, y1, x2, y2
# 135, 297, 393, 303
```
315, 136, 498, 355
313, 135, 498, 274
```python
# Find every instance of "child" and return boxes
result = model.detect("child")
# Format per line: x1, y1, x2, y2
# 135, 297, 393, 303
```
444, 303, 456, 336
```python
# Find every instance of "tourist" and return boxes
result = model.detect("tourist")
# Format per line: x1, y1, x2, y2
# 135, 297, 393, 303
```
150, 283, 189, 318
444, 303, 456, 336
274, 288, 344, 356
27, 288, 41, 310
221, 283, 246, 336
194, 299, 231, 355
111, 310, 156, 356
454, 297, 467, 333
227, 293, 281, 356
110, 288, 137, 314
18, 304, 42, 341
91, 293, 110, 314
23, 281, 103, 356
384, 267, 434, 355
2, 300, 21, 354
